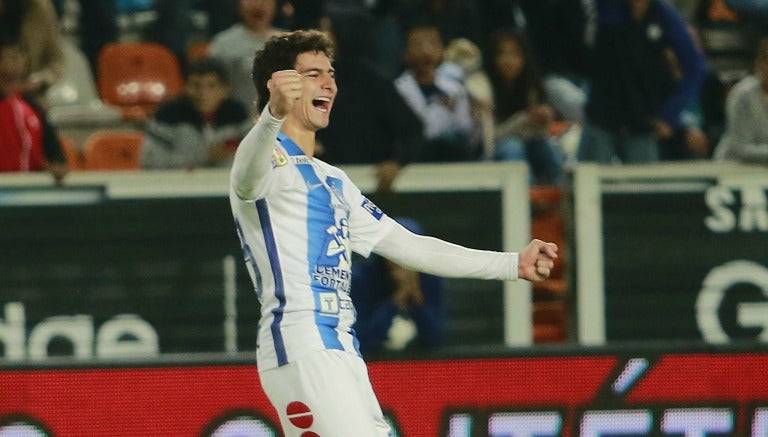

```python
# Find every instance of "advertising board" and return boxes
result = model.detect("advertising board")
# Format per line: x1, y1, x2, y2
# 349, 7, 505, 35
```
574, 163, 768, 345
2, 348, 767, 436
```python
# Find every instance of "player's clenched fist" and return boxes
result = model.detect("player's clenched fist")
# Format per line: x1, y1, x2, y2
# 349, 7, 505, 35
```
518, 239, 558, 282
267, 69, 303, 119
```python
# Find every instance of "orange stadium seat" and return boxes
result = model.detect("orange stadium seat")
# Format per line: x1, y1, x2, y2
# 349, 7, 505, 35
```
97, 42, 183, 122
186, 41, 211, 63
82, 130, 144, 170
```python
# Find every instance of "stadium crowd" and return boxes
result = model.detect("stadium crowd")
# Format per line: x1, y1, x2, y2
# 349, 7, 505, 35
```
1, 0, 767, 185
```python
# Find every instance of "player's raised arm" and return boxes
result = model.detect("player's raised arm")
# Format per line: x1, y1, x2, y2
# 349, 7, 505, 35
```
230, 70, 304, 200
372, 219, 557, 282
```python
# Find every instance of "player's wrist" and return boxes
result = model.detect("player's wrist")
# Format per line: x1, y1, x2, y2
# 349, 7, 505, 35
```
265, 103, 286, 121
511, 252, 520, 281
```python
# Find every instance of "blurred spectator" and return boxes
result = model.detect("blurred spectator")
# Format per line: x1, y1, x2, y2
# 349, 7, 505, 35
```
440, 37, 494, 159
516, 0, 590, 126
394, 24, 477, 162
316, 7, 424, 194
659, 45, 728, 160
274, 0, 325, 30
0, 0, 64, 105
485, 29, 563, 185
578, 0, 708, 164
369, 0, 408, 80
519, 0, 591, 86
148, 0, 238, 65
140, 57, 251, 170
477, 0, 527, 39
658, 111, 710, 160
322, 0, 403, 79
0, 37, 66, 183
51, 0, 117, 75
713, 36, 768, 163
350, 217, 444, 353
396, 0, 483, 48
208, 0, 284, 115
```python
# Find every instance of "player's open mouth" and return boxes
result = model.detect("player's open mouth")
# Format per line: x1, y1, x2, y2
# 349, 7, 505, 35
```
312, 97, 331, 112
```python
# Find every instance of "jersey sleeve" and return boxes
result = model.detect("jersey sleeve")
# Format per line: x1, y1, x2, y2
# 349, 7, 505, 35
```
345, 180, 395, 258
373, 220, 519, 281
230, 105, 282, 200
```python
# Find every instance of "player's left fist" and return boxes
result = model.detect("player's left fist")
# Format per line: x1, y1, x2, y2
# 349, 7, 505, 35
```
518, 239, 558, 282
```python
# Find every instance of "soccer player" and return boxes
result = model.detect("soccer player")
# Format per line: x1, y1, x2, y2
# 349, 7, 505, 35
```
229, 30, 558, 437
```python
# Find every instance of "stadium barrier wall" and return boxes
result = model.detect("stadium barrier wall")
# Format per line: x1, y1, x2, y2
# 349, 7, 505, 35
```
0, 163, 530, 364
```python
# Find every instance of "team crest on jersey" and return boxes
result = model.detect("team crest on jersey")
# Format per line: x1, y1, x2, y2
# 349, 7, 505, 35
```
272, 147, 288, 167
312, 217, 352, 292
325, 176, 350, 210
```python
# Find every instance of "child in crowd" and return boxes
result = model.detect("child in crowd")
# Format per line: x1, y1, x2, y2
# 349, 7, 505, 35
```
141, 57, 252, 169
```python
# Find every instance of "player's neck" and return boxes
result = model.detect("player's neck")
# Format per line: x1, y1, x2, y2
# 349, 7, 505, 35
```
280, 122, 316, 158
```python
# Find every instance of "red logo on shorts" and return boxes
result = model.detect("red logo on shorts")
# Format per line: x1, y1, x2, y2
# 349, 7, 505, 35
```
286, 401, 314, 429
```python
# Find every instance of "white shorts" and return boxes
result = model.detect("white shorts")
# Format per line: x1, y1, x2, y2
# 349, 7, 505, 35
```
259, 349, 392, 437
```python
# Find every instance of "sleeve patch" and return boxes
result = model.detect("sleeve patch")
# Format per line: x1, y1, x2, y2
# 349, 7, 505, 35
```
272, 147, 289, 168
361, 197, 383, 220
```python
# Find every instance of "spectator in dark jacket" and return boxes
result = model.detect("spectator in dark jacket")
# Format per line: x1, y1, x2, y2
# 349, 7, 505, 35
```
578, 0, 707, 164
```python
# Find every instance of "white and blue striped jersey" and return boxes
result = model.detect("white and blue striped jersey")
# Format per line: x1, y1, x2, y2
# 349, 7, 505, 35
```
230, 126, 395, 371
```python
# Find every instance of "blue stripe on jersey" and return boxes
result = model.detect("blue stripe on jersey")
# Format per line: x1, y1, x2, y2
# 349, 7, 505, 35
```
255, 199, 288, 366
234, 218, 263, 299
279, 134, 344, 351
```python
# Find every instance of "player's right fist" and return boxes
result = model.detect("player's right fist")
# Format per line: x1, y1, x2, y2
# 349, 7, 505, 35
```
267, 69, 303, 119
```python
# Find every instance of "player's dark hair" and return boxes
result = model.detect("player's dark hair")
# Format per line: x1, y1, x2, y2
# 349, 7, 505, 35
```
252, 30, 335, 113
185, 56, 230, 85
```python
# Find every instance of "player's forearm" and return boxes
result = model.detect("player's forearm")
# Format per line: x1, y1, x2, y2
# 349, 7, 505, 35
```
230, 105, 283, 199
373, 220, 519, 281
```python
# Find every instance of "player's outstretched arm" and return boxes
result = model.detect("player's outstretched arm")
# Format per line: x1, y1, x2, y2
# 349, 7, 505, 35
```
373, 219, 558, 282
231, 70, 303, 200
517, 239, 558, 282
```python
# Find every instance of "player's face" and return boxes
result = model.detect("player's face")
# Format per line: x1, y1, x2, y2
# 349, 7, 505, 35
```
293, 51, 337, 131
